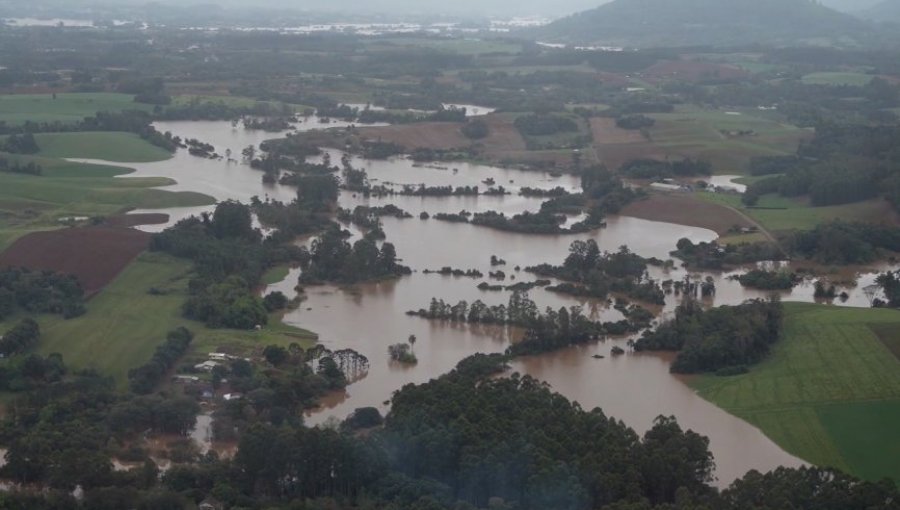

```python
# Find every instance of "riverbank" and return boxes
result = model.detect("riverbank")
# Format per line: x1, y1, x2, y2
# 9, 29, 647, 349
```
691, 302, 900, 483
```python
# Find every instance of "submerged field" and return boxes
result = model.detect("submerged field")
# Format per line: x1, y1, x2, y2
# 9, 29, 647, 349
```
692, 303, 900, 482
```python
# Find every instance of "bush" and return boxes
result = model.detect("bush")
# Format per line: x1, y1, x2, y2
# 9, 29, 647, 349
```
514, 114, 579, 136
343, 407, 384, 430
263, 291, 289, 312
615, 114, 655, 130
0, 318, 40, 357
461, 119, 489, 139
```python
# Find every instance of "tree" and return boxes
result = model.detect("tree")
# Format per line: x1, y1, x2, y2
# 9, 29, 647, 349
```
210, 200, 257, 241
263, 345, 288, 367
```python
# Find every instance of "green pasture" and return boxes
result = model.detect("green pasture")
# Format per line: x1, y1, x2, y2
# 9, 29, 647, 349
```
692, 303, 900, 482
34, 131, 173, 162
696, 192, 894, 232
0, 93, 151, 125
645, 107, 810, 174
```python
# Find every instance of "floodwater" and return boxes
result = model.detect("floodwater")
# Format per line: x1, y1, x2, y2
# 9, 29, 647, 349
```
341, 103, 495, 117
706, 175, 747, 193
91, 119, 896, 485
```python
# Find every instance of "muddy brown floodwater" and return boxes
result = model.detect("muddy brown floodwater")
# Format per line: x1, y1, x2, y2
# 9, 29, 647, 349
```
84, 119, 895, 486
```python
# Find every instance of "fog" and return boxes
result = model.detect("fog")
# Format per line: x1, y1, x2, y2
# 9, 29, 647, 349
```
230, 0, 608, 16
1, 0, 885, 22
2, 0, 614, 19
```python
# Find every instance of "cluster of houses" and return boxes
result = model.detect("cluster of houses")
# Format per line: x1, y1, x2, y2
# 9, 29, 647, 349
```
171, 352, 250, 402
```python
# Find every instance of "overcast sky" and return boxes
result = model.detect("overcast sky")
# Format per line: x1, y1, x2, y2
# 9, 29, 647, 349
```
171, 0, 882, 17
17, 0, 883, 20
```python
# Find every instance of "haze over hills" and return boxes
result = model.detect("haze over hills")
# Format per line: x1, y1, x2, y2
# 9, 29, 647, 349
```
820, 0, 883, 13
0, 0, 612, 19
861, 0, 900, 22
534, 0, 873, 48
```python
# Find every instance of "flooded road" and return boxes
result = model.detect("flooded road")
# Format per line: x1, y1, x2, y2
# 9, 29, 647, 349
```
93, 119, 895, 485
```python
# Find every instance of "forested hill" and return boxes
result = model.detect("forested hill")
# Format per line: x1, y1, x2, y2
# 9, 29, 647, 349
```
533, 0, 871, 47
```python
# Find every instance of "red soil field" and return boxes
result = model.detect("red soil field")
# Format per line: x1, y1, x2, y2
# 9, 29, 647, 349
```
104, 213, 170, 228
641, 60, 748, 85
0, 226, 151, 296
358, 122, 469, 150
356, 114, 527, 154
620, 193, 754, 235
590, 117, 648, 144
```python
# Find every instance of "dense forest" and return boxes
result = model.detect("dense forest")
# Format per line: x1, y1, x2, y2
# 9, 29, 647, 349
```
0, 354, 896, 509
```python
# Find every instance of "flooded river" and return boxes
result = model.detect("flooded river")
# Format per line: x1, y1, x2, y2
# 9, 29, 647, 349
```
84, 119, 894, 485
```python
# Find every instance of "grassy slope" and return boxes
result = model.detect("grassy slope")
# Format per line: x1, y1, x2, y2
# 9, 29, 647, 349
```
12, 252, 317, 388
646, 108, 809, 174
691, 303, 900, 482
696, 192, 896, 232
35, 132, 173, 162
0, 93, 151, 125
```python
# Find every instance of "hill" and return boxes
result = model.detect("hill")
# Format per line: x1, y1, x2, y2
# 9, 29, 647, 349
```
861, 0, 900, 22
534, 0, 872, 48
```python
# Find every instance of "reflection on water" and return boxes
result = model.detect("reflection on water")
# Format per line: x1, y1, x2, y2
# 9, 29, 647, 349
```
107, 120, 893, 485
511, 346, 804, 484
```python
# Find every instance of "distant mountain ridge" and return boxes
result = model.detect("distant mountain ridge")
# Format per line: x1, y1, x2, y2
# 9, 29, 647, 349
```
534, 0, 873, 48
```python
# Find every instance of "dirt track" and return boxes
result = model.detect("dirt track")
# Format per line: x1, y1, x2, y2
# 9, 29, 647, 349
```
0, 226, 151, 296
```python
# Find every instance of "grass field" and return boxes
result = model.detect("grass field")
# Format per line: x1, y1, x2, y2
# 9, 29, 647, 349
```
0, 93, 151, 125
696, 192, 898, 232
0, 152, 212, 251
644, 108, 810, 174
0, 252, 316, 388
692, 303, 900, 482
262, 265, 291, 285
34, 132, 173, 162
801, 72, 875, 87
